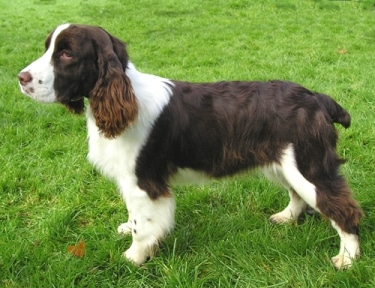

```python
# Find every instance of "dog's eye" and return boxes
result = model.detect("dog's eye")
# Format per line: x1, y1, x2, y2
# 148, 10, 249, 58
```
60, 51, 73, 60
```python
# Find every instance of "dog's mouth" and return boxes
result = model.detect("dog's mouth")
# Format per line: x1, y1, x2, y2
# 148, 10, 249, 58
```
19, 83, 57, 103
20, 85, 35, 95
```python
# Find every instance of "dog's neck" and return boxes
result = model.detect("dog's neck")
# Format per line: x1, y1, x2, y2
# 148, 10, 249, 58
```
125, 61, 174, 127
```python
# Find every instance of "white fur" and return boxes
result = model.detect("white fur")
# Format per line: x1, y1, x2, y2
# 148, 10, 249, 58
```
87, 62, 176, 264
331, 220, 360, 269
117, 222, 132, 235
278, 144, 318, 210
262, 148, 312, 223
269, 188, 307, 223
121, 185, 175, 265
19, 23, 70, 102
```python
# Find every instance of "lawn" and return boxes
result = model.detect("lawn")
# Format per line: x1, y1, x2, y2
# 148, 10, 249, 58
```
1, 0, 375, 287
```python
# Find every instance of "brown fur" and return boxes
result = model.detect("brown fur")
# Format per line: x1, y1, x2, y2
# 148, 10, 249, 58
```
89, 66, 138, 138
83, 26, 138, 138
316, 178, 363, 235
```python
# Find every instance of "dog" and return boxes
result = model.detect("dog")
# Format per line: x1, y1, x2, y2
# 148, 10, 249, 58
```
18, 24, 362, 269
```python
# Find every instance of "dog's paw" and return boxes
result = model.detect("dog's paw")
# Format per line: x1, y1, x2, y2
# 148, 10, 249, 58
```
270, 211, 293, 224
123, 244, 150, 266
331, 254, 353, 270
117, 222, 132, 236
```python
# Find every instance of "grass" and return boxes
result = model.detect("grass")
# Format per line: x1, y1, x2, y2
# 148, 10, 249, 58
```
1, 0, 375, 287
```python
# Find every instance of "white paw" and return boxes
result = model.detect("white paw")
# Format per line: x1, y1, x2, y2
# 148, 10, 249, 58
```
331, 254, 353, 270
117, 222, 132, 236
123, 243, 151, 266
331, 247, 360, 270
270, 210, 293, 224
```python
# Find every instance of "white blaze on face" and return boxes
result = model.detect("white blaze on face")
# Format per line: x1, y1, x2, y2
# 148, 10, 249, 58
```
19, 23, 70, 103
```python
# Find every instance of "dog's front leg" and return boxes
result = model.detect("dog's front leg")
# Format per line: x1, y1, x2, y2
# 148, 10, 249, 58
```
119, 185, 176, 265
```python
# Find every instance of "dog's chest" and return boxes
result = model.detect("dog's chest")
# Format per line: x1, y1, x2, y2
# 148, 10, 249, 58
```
86, 113, 144, 182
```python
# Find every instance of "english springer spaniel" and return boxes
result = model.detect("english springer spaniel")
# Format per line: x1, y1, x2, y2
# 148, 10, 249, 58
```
18, 24, 362, 269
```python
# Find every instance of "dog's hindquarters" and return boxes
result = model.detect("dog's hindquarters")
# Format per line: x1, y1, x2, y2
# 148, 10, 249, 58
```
259, 85, 361, 269
266, 90, 362, 269
275, 143, 361, 269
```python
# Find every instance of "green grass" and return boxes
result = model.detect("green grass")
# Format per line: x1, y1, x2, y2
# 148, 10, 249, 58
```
1, 0, 375, 287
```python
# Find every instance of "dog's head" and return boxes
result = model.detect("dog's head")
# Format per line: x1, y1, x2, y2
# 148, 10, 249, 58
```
18, 24, 138, 138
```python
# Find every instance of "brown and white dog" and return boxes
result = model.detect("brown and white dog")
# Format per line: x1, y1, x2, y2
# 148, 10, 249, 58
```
18, 24, 362, 269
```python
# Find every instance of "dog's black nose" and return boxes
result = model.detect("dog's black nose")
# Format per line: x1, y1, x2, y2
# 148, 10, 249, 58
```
18, 71, 32, 86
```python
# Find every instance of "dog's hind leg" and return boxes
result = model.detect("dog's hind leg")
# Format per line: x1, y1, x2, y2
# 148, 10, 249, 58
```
262, 165, 307, 223
278, 144, 362, 269
315, 176, 362, 269
330, 219, 360, 269
270, 188, 307, 224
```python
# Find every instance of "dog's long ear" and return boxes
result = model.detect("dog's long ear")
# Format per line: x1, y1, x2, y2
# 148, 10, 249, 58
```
89, 31, 138, 138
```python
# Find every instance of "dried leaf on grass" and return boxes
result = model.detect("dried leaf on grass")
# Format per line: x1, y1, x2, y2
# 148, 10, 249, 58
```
68, 240, 86, 258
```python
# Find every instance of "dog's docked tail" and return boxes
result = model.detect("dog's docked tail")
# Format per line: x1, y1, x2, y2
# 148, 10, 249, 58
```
316, 94, 351, 128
